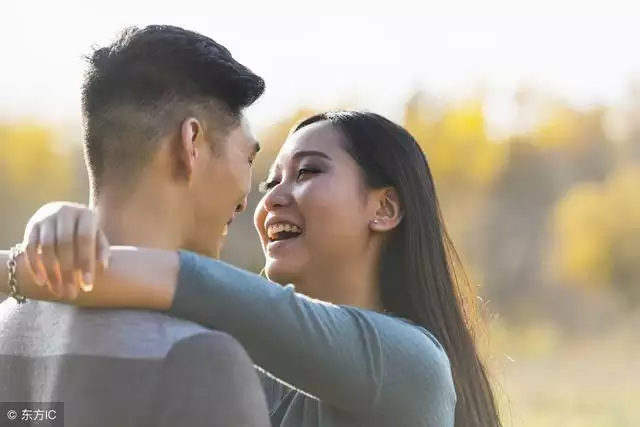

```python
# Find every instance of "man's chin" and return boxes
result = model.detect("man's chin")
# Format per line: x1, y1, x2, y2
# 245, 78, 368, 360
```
184, 239, 222, 260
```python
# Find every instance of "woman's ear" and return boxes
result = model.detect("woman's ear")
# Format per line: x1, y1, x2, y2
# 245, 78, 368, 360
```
368, 188, 403, 232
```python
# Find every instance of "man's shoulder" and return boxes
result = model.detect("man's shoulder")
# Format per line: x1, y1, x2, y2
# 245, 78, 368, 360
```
0, 300, 211, 360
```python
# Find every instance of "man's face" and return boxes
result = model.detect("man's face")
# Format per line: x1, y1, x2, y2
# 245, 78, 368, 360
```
187, 117, 259, 257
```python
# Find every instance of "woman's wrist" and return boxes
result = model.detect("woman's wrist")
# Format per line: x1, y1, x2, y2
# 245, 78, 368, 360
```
1, 248, 55, 302
1, 246, 179, 311
97, 246, 179, 310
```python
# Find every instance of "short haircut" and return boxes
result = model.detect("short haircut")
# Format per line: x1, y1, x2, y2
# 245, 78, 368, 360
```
81, 25, 265, 196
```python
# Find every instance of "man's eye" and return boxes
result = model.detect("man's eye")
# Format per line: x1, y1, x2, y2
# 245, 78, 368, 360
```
258, 180, 278, 194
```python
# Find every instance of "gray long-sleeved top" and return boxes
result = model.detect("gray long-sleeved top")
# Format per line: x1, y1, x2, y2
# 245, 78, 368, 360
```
172, 250, 457, 426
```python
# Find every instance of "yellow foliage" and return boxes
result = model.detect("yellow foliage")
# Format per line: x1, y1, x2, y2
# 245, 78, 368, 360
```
534, 105, 580, 149
439, 100, 487, 141
553, 185, 611, 286
532, 104, 607, 154
552, 167, 640, 300
0, 123, 73, 197
403, 96, 507, 194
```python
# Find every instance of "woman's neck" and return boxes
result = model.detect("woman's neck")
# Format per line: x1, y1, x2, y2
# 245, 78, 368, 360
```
295, 262, 384, 312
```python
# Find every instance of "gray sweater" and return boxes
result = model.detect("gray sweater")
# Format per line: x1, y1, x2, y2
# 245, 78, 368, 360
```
172, 250, 457, 426
0, 300, 270, 427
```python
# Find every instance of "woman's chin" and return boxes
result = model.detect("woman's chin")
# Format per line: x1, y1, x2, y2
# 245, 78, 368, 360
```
264, 260, 301, 285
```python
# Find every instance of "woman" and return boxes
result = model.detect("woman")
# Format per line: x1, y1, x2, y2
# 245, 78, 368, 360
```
3, 111, 501, 426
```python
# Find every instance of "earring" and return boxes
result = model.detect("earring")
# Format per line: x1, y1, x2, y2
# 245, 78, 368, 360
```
370, 219, 379, 225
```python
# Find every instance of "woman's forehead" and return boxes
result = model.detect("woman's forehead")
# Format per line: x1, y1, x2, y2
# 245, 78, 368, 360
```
280, 121, 343, 157
267, 122, 347, 175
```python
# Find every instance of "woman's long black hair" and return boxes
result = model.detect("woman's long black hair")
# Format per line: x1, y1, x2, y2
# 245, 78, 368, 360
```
294, 111, 502, 427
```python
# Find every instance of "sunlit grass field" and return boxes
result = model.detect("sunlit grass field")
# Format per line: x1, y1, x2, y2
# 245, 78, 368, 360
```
489, 319, 639, 427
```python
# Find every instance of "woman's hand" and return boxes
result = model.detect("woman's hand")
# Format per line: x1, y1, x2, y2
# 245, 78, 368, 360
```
23, 202, 110, 299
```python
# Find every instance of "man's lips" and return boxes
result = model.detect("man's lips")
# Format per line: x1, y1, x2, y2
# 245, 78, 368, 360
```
222, 215, 236, 236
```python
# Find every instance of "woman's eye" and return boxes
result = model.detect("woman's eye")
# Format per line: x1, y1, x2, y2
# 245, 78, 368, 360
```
258, 167, 320, 194
297, 167, 320, 179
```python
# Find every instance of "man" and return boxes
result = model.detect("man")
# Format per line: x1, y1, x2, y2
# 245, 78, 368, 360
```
0, 25, 270, 427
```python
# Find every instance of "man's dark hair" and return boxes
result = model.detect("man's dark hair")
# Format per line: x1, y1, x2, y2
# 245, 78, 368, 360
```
81, 25, 265, 196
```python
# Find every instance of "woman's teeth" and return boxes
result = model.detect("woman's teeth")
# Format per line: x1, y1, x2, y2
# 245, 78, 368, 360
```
267, 223, 302, 241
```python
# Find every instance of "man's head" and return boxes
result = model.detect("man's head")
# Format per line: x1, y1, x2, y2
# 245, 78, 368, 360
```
81, 25, 264, 257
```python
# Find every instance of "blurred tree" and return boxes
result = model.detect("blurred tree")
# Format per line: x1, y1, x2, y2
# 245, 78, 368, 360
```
551, 166, 640, 308
480, 139, 557, 319
0, 124, 72, 192
479, 97, 617, 319
0, 123, 78, 247
622, 78, 640, 165
533, 102, 581, 150
403, 92, 507, 198
532, 102, 615, 185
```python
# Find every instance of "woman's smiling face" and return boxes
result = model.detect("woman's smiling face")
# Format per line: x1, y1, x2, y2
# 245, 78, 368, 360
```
253, 121, 375, 298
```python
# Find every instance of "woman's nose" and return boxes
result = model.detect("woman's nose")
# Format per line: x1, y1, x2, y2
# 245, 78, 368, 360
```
262, 182, 292, 210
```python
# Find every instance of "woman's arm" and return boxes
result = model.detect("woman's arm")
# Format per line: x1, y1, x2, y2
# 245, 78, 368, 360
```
0, 247, 176, 309
2, 247, 455, 424
173, 251, 456, 423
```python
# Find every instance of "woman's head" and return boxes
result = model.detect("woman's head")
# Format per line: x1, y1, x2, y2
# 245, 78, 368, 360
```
254, 110, 501, 427
253, 116, 402, 306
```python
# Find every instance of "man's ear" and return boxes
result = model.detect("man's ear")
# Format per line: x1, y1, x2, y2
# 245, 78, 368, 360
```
177, 117, 205, 181
368, 187, 403, 232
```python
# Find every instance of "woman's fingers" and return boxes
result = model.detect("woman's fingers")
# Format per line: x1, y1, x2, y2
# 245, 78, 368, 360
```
97, 229, 111, 271
24, 223, 46, 287
39, 218, 62, 296
75, 209, 99, 293
56, 209, 79, 299
20, 202, 107, 300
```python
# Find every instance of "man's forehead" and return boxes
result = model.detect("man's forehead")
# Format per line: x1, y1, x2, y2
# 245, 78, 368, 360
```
240, 117, 259, 149
226, 116, 258, 150
240, 116, 255, 139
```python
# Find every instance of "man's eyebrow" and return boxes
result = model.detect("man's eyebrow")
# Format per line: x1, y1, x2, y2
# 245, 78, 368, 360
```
251, 141, 261, 154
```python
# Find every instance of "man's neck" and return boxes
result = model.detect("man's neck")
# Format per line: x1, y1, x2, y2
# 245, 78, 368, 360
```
92, 186, 186, 251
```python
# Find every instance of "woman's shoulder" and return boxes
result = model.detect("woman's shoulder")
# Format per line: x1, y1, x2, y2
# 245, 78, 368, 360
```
352, 308, 451, 367
361, 311, 456, 424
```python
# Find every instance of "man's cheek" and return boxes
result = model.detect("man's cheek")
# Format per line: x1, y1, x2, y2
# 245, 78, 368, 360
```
235, 163, 251, 194
242, 178, 251, 197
